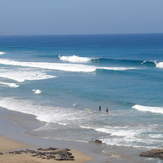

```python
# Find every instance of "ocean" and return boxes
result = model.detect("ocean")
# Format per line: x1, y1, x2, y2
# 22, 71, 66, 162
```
0, 34, 163, 162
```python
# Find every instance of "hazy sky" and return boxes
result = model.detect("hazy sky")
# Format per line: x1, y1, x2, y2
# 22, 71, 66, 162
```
0, 0, 163, 35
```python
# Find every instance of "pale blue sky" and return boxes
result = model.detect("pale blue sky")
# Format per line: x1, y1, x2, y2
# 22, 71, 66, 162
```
0, 0, 163, 35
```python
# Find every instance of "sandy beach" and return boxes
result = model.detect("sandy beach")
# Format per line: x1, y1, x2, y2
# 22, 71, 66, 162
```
0, 136, 94, 163
0, 108, 105, 163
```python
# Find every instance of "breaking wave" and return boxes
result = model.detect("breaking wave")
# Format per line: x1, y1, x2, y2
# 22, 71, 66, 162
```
59, 55, 94, 63
0, 52, 5, 55
58, 55, 159, 68
132, 104, 163, 114
91, 57, 157, 67
156, 62, 163, 68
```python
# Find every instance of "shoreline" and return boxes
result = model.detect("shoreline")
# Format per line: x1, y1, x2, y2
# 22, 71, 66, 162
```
0, 106, 154, 163
0, 107, 108, 163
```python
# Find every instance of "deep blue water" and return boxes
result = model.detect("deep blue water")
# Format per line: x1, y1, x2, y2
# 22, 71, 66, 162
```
0, 34, 163, 162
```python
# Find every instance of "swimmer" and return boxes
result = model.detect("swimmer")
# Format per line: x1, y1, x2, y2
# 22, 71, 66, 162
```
99, 105, 101, 111
106, 107, 109, 113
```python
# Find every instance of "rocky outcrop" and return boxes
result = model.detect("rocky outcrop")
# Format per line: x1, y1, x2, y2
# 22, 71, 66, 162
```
94, 139, 102, 143
2, 147, 75, 161
140, 149, 163, 160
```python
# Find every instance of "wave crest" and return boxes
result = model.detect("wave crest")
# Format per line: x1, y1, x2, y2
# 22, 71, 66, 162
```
156, 62, 163, 68
59, 55, 92, 63
141, 60, 157, 67
0, 52, 5, 55
132, 104, 163, 114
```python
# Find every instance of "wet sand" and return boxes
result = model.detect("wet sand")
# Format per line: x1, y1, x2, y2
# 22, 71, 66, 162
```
0, 107, 107, 163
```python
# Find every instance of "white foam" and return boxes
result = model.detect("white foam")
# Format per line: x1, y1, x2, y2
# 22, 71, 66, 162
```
97, 67, 137, 71
149, 134, 163, 139
132, 104, 163, 114
156, 62, 163, 68
95, 127, 112, 134
0, 52, 5, 55
0, 97, 48, 122
101, 137, 144, 148
99, 126, 159, 148
32, 89, 42, 94
0, 82, 19, 88
59, 55, 92, 63
0, 97, 86, 124
86, 124, 161, 148
0, 67, 56, 82
95, 127, 137, 138
0, 59, 96, 73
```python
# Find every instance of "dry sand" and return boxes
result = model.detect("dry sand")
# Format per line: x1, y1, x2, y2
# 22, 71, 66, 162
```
0, 136, 93, 163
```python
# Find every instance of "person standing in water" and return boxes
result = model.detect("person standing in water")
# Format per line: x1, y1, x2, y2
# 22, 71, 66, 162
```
99, 105, 101, 111
106, 107, 109, 113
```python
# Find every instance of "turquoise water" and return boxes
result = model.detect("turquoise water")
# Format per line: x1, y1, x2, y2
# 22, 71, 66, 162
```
0, 34, 163, 162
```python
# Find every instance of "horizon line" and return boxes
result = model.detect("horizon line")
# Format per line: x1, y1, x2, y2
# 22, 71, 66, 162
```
0, 32, 163, 36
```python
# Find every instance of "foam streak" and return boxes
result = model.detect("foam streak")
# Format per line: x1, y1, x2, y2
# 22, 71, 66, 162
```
97, 67, 137, 71
0, 82, 19, 88
0, 59, 96, 72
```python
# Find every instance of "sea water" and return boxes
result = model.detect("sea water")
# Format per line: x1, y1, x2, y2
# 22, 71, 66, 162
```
0, 34, 163, 162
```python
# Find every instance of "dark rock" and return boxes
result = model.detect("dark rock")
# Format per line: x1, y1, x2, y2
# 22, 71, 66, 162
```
140, 149, 163, 160
49, 152, 57, 154
30, 150, 37, 154
47, 154, 55, 159
67, 152, 72, 155
0, 152, 3, 155
14, 151, 21, 154
94, 139, 102, 143
46, 147, 57, 150
69, 155, 74, 159
6, 147, 75, 161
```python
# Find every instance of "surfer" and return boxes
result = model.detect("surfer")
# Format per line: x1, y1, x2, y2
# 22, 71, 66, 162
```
106, 107, 109, 113
99, 105, 101, 111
